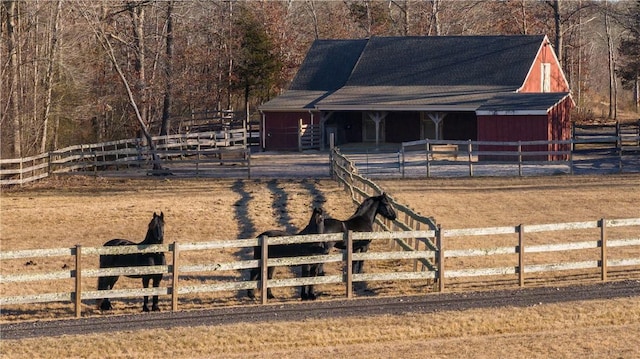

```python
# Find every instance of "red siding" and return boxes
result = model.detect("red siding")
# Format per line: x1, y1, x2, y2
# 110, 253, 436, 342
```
547, 97, 573, 160
520, 40, 569, 93
477, 96, 573, 161
263, 112, 314, 151
477, 115, 550, 160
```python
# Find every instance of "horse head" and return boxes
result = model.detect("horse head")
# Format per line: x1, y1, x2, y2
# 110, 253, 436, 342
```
310, 207, 325, 235
145, 212, 165, 244
376, 192, 397, 221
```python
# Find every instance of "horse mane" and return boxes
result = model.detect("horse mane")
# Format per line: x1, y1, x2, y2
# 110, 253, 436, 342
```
299, 207, 324, 235
347, 194, 382, 220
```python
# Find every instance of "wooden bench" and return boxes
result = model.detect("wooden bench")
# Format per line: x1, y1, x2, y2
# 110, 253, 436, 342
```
430, 144, 458, 160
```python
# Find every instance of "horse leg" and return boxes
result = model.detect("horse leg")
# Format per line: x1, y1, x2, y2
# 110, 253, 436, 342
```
97, 276, 118, 311
247, 267, 259, 299
352, 246, 363, 274
266, 266, 276, 299
142, 276, 151, 312
306, 263, 324, 300
300, 264, 310, 301
354, 243, 371, 274
315, 263, 326, 276
151, 274, 161, 311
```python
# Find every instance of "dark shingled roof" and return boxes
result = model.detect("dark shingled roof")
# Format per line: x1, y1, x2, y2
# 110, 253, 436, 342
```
289, 39, 368, 91
345, 35, 544, 87
315, 85, 516, 111
260, 35, 558, 112
476, 92, 571, 114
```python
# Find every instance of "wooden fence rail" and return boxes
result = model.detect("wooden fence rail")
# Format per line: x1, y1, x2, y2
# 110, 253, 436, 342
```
1, 129, 250, 186
1, 217, 638, 318
399, 136, 640, 178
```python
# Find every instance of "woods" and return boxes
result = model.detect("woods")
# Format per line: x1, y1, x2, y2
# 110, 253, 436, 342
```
1, 0, 639, 159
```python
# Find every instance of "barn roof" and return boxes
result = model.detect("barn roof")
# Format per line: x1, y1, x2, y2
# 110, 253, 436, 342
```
476, 93, 572, 115
289, 39, 368, 91
344, 35, 542, 87
260, 35, 563, 112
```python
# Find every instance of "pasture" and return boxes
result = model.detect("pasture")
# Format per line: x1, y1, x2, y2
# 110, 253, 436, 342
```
1, 173, 640, 358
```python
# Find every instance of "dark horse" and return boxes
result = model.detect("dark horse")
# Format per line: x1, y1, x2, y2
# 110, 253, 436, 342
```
323, 192, 397, 275
248, 207, 331, 301
97, 212, 166, 312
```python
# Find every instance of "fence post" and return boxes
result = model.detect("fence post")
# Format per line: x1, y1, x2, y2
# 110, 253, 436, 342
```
518, 141, 523, 177
19, 158, 23, 187
247, 149, 252, 180
618, 143, 623, 173
600, 218, 607, 281
425, 140, 431, 178
260, 235, 269, 305
171, 241, 179, 311
93, 153, 98, 177
436, 225, 444, 292
74, 244, 82, 318
196, 142, 201, 177
569, 139, 574, 175
517, 224, 524, 287
413, 221, 420, 272
401, 146, 405, 178
298, 118, 303, 152
329, 134, 336, 179
468, 140, 473, 177
345, 230, 353, 299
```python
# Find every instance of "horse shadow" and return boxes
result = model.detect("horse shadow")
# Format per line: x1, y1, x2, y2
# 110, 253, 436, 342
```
231, 179, 257, 242
267, 179, 298, 232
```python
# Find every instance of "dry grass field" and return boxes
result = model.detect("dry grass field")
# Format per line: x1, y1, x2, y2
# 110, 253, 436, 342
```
1, 173, 639, 358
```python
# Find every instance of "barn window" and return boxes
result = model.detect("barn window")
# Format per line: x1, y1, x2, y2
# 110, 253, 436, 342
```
542, 63, 551, 92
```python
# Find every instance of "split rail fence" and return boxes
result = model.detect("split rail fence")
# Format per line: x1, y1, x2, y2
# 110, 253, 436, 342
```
334, 134, 639, 178
2, 144, 638, 319
0, 129, 250, 186
399, 136, 640, 177
1, 217, 638, 319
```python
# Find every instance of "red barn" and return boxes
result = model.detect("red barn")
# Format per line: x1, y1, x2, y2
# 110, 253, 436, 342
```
259, 35, 574, 155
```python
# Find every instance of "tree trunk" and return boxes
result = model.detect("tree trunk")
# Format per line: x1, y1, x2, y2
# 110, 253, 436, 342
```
551, 0, 563, 63
306, 0, 320, 39
605, 8, 617, 119
428, 0, 440, 36
520, 0, 528, 34
41, 0, 62, 153
6, 0, 22, 157
81, 5, 166, 172
160, 1, 174, 136
131, 4, 148, 129
635, 76, 639, 111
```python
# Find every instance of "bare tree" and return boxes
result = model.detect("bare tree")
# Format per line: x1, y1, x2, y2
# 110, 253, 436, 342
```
547, 0, 563, 62
604, 3, 617, 119
388, 0, 409, 36
428, 0, 440, 36
160, 0, 173, 136
305, 0, 320, 39
40, 0, 61, 152
4, 0, 21, 157
79, 2, 165, 171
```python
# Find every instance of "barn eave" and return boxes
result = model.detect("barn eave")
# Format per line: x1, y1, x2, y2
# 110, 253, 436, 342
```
476, 110, 549, 116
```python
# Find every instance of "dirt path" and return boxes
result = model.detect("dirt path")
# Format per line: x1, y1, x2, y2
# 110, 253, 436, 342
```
2, 280, 638, 340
